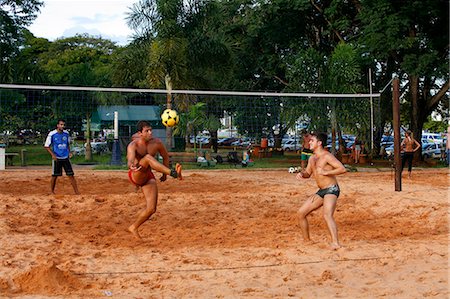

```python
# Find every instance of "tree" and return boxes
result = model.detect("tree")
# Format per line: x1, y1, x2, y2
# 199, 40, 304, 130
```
0, 0, 43, 82
126, 0, 235, 148
358, 0, 449, 150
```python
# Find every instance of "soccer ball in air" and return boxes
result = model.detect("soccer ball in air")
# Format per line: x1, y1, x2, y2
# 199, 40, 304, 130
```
161, 109, 179, 127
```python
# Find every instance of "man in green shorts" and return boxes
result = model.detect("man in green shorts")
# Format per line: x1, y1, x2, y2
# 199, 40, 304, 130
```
300, 130, 313, 170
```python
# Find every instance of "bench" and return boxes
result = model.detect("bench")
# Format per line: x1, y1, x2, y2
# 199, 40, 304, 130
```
5, 153, 19, 166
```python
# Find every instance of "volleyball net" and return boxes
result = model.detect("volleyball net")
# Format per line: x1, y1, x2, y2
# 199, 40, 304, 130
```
0, 84, 380, 159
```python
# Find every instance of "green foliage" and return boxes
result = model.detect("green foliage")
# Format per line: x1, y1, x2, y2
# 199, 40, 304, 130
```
38, 34, 118, 86
0, 0, 43, 83
423, 116, 448, 133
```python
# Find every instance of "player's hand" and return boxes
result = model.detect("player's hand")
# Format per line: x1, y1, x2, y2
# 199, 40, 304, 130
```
130, 164, 142, 172
298, 170, 310, 179
160, 174, 167, 182
69, 152, 73, 158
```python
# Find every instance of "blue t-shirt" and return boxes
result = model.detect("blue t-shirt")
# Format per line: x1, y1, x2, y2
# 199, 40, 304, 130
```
44, 129, 71, 159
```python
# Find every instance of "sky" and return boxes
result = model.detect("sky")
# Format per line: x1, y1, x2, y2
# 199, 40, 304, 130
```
27, 0, 136, 46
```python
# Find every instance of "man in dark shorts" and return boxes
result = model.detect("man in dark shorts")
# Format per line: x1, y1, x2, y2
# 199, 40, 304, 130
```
296, 132, 346, 249
44, 119, 80, 194
300, 130, 313, 170
126, 121, 182, 239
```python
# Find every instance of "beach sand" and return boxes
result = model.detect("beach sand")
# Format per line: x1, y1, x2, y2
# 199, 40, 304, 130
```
0, 167, 448, 298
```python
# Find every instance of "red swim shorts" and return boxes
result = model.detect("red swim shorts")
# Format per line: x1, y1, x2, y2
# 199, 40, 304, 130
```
128, 169, 156, 187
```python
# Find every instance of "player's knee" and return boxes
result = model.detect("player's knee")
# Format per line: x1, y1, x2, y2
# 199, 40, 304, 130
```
144, 154, 157, 162
322, 213, 334, 222
144, 206, 157, 216
298, 209, 308, 219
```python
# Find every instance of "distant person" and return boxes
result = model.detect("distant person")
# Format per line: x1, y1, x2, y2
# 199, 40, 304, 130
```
401, 130, 421, 178
300, 130, 313, 170
296, 132, 346, 249
44, 119, 80, 195
446, 126, 450, 166
127, 121, 182, 239
352, 138, 363, 163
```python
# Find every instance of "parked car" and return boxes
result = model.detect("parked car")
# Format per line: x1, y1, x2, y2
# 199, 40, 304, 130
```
190, 136, 210, 145
218, 137, 239, 146
384, 144, 394, 158
384, 142, 443, 160
231, 138, 253, 147
422, 143, 442, 159
421, 133, 443, 144
326, 139, 339, 151
380, 135, 394, 147
342, 134, 356, 143
282, 140, 301, 151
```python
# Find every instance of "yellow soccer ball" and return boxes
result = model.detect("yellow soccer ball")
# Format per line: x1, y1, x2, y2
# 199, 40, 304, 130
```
161, 109, 180, 127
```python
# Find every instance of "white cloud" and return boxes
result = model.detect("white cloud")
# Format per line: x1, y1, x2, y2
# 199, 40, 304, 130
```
27, 0, 136, 45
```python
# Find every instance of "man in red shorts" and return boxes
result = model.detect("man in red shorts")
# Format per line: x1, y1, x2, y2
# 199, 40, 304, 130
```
126, 120, 182, 239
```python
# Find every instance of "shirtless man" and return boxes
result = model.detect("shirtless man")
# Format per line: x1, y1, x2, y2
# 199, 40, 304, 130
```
300, 130, 313, 170
296, 132, 346, 249
127, 121, 182, 239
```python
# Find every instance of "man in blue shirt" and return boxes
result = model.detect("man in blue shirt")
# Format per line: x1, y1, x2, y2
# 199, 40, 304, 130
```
44, 119, 80, 194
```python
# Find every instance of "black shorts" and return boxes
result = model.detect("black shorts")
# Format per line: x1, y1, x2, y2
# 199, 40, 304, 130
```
316, 185, 340, 198
52, 158, 75, 176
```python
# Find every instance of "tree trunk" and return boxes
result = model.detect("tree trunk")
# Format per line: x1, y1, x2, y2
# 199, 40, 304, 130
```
210, 129, 218, 153
409, 75, 424, 160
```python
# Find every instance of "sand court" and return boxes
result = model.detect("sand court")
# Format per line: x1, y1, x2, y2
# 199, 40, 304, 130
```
0, 168, 448, 298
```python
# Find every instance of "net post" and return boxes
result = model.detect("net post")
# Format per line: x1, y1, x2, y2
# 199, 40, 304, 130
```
392, 77, 402, 191
369, 68, 374, 156
111, 111, 122, 165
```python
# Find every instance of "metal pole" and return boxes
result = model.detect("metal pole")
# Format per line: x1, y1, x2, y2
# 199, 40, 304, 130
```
111, 111, 122, 165
165, 75, 173, 149
392, 77, 402, 191
369, 68, 374, 153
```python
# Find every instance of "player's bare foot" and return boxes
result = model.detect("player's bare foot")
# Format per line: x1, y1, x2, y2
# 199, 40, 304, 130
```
302, 238, 317, 246
176, 163, 183, 180
128, 225, 142, 240
330, 242, 342, 250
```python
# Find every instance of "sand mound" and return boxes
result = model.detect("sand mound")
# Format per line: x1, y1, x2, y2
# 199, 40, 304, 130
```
0, 277, 9, 292
13, 262, 85, 295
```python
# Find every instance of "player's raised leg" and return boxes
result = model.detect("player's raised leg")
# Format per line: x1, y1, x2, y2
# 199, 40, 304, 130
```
139, 154, 182, 179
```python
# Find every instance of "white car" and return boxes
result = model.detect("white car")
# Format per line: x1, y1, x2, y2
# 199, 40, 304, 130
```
422, 143, 442, 159
282, 140, 301, 151
384, 144, 394, 158
422, 133, 443, 144
385, 143, 443, 159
